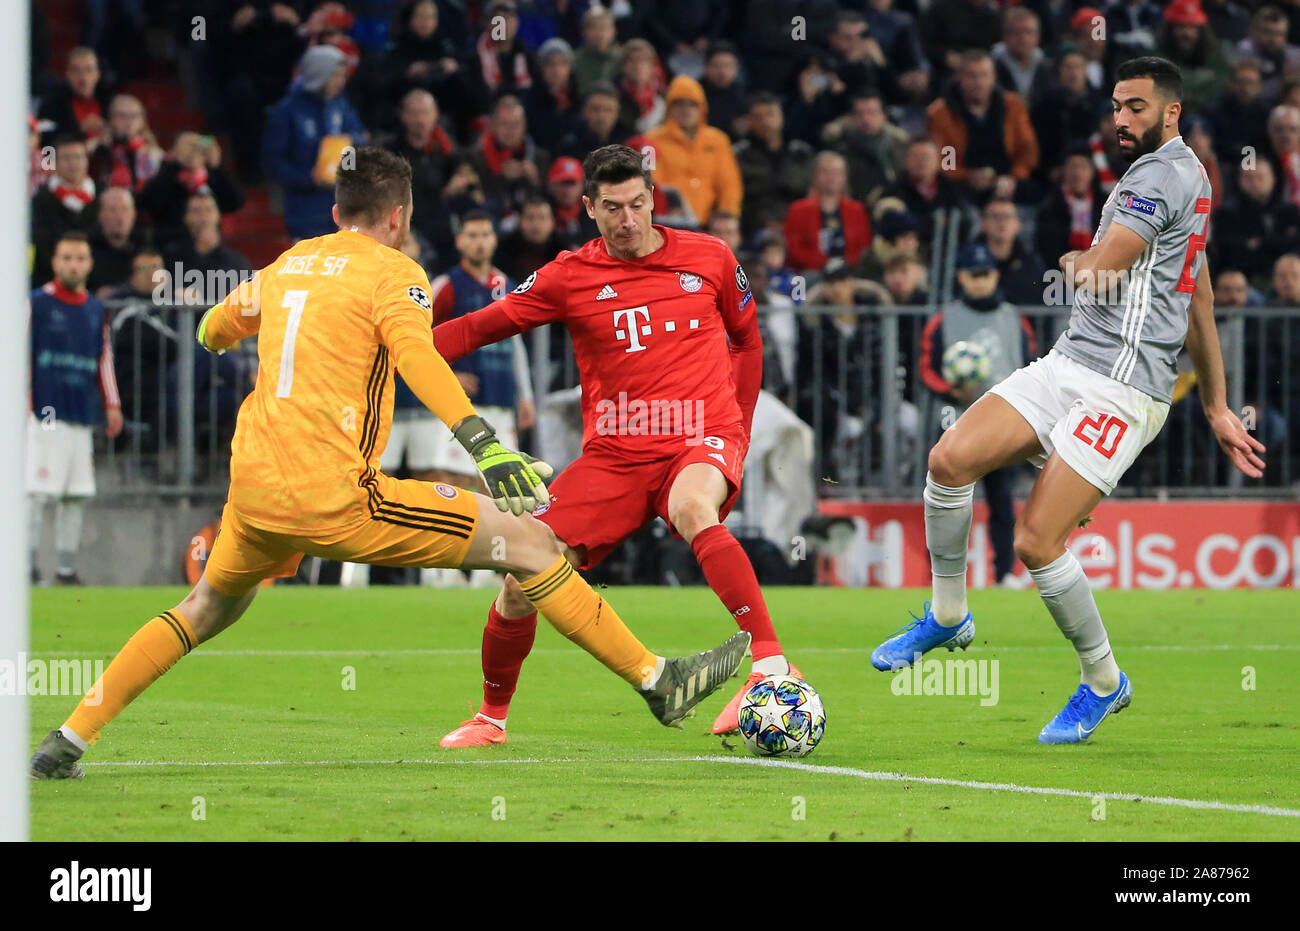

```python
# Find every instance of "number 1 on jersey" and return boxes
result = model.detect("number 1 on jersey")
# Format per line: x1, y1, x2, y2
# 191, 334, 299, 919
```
277, 289, 308, 398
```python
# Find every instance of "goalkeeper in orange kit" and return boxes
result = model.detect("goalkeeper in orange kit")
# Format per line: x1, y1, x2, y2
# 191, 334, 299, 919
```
30, 147, 748, 779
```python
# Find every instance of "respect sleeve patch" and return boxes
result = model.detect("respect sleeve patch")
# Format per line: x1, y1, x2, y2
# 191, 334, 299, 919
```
1118, 193, 1158, 216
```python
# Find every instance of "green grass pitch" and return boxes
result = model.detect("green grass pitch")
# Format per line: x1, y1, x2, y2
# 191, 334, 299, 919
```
27, 585, 1300, 841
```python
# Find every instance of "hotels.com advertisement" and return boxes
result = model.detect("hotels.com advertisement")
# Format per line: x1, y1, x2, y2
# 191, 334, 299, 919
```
818, 500, 1300, 590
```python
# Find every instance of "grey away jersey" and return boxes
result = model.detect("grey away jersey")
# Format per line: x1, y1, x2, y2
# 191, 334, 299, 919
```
1053, 135, 1212, 403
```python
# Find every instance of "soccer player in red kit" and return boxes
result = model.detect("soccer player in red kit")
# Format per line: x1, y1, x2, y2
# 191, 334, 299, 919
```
434, 144, 800, 746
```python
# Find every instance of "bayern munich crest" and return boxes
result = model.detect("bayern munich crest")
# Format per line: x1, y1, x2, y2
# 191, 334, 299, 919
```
434, 483, 458, 499
679, 272, 702, 293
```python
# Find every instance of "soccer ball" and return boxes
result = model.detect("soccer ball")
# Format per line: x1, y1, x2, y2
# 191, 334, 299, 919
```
941, 340, 991, 389
737, 674, 826, 758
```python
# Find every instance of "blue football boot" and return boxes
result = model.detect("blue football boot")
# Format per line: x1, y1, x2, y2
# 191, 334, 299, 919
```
870, 601, 975, 672
1037, 672, 1132, 744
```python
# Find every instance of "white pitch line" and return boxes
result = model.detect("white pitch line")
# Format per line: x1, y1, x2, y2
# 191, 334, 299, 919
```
78, 755, 1300, 819
28, 644, 1297, 658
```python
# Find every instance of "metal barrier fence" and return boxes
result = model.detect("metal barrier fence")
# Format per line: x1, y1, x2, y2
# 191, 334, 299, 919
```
97, 299, 1298, 501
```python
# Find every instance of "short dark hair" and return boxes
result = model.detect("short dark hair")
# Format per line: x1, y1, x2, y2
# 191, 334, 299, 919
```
748, 90, 782, 111
583, 82, 619, 103
458, 209, 495, 230
1115, 56, 1183, 103
54, 230, 90, 249
335, 146, 413, 226
521, 193, 553, 212
582, 144, 652, 201
52, 133, 87, 149
705, 40, 737, 62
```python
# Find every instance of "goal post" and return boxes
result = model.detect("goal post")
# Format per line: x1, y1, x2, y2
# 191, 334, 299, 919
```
1, 2, 32, 842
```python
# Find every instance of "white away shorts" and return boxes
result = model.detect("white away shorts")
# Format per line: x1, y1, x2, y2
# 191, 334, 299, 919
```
26, 414, 96, 497
987, 350, 1170, 494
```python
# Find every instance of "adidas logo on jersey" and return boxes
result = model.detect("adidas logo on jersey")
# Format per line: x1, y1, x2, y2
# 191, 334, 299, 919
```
596, 285, 619, 301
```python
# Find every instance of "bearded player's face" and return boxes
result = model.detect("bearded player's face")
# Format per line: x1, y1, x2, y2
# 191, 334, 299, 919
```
586, 177, 654, 258
1112, 77, 1176, 162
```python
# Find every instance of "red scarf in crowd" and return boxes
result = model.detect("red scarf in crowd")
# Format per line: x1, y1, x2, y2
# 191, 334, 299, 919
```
49, 174, 95, 212
72, 96, 102, 139
109, 136, 148, 191
177, 164, 210, 194
421, 125, 453, 156
1064, 186, 1095, 251
479, 131, 525, 176
1088, 133, 1117, 192
477, 33, 531, 90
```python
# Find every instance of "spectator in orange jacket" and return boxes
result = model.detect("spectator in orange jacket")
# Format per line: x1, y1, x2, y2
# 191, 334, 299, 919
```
783, 150, 872, 272
927, 49, 1039, 203
645, 74, 742, 225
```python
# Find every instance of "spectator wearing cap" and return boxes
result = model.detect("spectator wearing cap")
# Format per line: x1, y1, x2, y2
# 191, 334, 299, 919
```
557, 83, 634, 159
617, 39, 667, 134
263, 44, 366, 240
377, 88, 459, 250
1060, 7, 1115, 93
1100, 0, 1164, 59
862, 0, 930, 105
646, 74, 742, 226
1208, 61, 1270, 169
1237, 7, 1300, 106
384, 0, 476, 139
1030, 51, 1108, 181
919, 241, 1037, 587
497, 194, 571, 282
783, 151, 871, 273
734, 92, 815, 239
31, 136, 98, 287
824, 90, 909, 203
992, 8, 1053, 110
139, 132, 245, 252
1211, 159, 1300, 288
857, 209, 921, 281
879, 136, 970, 244
1159, 0, 1232, 115
87, 187, 148, 295
699, 42, 747, 139
466, 95, 550, 221
470, 0, 536, 100
573, 5, 621, 95
523, 38, 584, 153
546, 156, 598, 245
927, 49, 1039, 203
973, 198, 1049, 306
1035, 148, 1106, 268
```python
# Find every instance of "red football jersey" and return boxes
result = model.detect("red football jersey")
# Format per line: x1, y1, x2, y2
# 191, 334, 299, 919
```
492, 225, 761, 457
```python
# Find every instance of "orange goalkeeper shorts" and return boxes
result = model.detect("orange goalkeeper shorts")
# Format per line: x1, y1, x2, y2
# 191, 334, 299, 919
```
203, 478, 481, 596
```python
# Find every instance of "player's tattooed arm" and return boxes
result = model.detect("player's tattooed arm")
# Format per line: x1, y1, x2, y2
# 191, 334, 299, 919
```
1184, 259, 1266, 479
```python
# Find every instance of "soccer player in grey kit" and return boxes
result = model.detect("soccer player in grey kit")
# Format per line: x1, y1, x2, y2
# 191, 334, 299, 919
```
871, 57, 1266, 743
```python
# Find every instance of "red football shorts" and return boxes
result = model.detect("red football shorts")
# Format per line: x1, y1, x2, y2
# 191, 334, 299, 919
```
537, 427, 748, 569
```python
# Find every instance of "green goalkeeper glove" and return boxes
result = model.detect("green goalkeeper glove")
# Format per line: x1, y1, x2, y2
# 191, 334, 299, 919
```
454, 414, 552, 515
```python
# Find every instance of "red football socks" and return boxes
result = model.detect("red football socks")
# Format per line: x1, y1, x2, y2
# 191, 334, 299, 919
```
690, 524, 781, 660
479, 602, 538, 720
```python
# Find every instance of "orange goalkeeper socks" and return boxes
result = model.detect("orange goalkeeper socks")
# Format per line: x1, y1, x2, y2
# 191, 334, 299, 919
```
517, 557, 661, 688
63, 610, 196, 745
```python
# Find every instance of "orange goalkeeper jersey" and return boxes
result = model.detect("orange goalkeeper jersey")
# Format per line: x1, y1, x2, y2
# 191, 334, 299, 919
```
202, 229, 475, 539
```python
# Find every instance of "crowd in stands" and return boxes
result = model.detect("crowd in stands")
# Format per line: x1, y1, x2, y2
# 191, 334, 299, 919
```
24, 0, 1300, 487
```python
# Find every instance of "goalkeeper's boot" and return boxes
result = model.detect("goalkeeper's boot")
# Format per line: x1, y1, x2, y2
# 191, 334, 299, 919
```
870, 600, 974, 672
711, 662, 805, 735
30, 729, 86, 780
641, 631, 750, 727
1038, 672, 1132, 745
439, 714, 507, 748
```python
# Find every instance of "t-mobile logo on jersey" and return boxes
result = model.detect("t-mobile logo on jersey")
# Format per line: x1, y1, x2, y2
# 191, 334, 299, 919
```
612, 306, 699, 353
